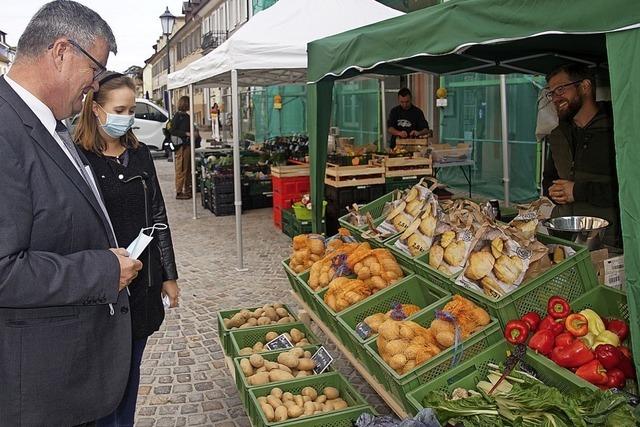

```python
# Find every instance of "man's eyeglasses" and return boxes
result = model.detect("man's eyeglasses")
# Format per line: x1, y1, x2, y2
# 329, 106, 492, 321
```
545, 80, 582, 101
48, 39, 107, 81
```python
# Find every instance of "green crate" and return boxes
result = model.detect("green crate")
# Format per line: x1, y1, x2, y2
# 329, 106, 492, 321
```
282, 208, 296, 227
283, 217, 326, 238
385, 176, 420, 192
229, 322, 320, 359
276, 407, 376, 427
232, 344, 330, 407
217, 304, 299, 356
363, 298, 502, 413
295, 270, 324, 315
384, 235, 421, 273
439, 233, 599, 327
335, 275, 450, 363
405, 339, 587, 416
247, 179, 273, 196
338, 191, 397, 236
529, 285, 630, 391
414, 252, 461, 294
282, 258, 306, 297
246, 372, 371, 427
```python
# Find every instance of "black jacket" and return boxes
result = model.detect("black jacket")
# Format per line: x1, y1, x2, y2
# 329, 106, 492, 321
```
170, 111, 191, 144
84, 144, 178, 340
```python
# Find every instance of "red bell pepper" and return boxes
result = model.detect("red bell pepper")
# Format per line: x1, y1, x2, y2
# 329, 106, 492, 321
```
618, 354, 637, 380
547, 296, 571, 319
555, 332, 575, 348
575, 360, 609, 385
595, 344, 621, 370
619, 346, 632, 359
539, 315, 565, 336
504, 320, 530, 345
605, 368, 626, 389
521, 312, 541, 332
550, 340, 594, 368
565, 313, 589, 337
528, 329, 556, 355
606, 319, 629, 342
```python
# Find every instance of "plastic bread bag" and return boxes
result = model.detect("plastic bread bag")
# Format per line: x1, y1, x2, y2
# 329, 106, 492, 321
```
425, 227, 476, 277
456, 224, 533, 299
509, 197, 555, 241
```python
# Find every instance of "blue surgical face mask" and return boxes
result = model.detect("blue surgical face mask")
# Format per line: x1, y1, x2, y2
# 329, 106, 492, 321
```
97, 104, 135, 138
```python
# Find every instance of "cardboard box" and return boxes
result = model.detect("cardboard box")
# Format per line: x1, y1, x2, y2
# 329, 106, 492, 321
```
590, 248, 609, 285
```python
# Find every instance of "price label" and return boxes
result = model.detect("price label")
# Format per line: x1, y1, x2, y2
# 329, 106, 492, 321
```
311, 346, 334, 375
354, 322, 373, 340
265, 333, 293, 351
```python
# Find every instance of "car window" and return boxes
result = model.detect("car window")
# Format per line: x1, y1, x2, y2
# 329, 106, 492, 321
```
135, 102, 151, 120
135, 102, 167, 122
147, 104, 168, 122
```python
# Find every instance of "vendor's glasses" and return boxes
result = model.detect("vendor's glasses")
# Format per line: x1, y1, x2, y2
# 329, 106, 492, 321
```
545, 80, 582, 101
48, 39, 107, 81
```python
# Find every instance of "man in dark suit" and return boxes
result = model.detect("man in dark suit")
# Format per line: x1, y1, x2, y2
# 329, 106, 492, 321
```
0, 1, 143, 425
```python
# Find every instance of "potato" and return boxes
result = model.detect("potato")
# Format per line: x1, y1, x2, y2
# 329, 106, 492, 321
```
323, 401, 334, 412
257, 316, 272, 326
261, 403, 275, 421
246, 317, 258, 326
323, 387, 340, 400
275, 307, 289, 318
274, 406, 288, 422
249, 353, 265, 368
295, 371, 309, 378
302, 396, 311, 403
264, 361, 279, 371
283, 400, 297, 409
303, 351, 312, 359
252, 342, 264, 353
297, 358, 316, 371
277, 317, 293, 324
313, 402, 323, 411
294, 395, 304, 408
257, 396, 268, 404
290, 348, 305, 358
267, 395, 283, 409
239, 347, 253, 356
316, 395, 327, 404
248, 372, 270, 386
276, 364, 292, 374
239, 309, 252, 318
240, 358, 254, 377
295, 339, 309, 347
303, 401, 315, 416
253, 308, 264, 318
332, 398, 348, 410
274, 303, 284, 309
229, 312, 247, 328
265, 331, 279, 341
284, 332, 293, 342
223, 318, 232, 328
301, 386, 318, 401
238, 323, 253, 329
277, 353, 299, 369
287, 405, 304, 418
255, 366, 267, 373
290, 328, 305, 343
282, 392, 294, 402
264, 307, 279, 321
269, 370, 294, 382
270, 387, 283, 399
389, 354, 407, 370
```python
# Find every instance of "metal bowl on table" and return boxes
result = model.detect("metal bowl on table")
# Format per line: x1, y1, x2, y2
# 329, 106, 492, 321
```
542, 216, 609, 250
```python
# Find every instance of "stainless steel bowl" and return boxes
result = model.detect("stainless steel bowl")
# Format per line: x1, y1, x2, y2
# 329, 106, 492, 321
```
543, 216, 609, 250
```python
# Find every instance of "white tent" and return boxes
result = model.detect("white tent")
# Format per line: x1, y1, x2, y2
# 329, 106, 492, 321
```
168, 0, 402, 269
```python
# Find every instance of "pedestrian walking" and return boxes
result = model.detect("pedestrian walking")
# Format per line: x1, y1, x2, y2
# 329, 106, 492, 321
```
171, 95, 193, 199
0, 1, 142, 425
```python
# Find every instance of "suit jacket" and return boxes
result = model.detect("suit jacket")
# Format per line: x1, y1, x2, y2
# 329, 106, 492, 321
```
0, 76, 131, 426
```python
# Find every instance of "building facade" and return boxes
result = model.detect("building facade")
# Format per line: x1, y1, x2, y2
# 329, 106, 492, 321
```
0, 30, 16, 76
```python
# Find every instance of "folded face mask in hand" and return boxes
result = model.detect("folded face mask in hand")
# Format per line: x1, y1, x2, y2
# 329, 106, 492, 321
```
126, 223, 168, 260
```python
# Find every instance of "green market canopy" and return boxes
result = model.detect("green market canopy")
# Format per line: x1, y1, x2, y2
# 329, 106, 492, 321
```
306, 0, 640, 371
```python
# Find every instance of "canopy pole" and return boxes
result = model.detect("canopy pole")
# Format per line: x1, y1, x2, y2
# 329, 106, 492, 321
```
189, 84, 197, 219
380, 79, 387, 150
231, 69, 246, 271
499, 75, 510, 207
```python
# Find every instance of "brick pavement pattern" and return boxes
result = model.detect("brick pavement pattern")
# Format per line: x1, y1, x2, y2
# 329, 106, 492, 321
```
134, 159, 392, 426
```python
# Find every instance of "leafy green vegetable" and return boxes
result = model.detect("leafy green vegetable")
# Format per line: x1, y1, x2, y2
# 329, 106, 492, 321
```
422, 391, 504, 427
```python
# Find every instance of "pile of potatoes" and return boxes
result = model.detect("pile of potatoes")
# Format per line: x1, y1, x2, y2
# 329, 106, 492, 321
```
240, 348, 318, 385
222, 304, 295, 330
257, 385, 348, 422
238, 327, 310, 355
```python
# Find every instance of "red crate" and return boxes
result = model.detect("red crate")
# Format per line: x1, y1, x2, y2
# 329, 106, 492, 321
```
273, 191, 297, 211
272, 176, 310, 201
273, 205, 282, 229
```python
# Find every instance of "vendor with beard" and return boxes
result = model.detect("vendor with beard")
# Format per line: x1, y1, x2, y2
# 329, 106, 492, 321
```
542, 64, 621, 248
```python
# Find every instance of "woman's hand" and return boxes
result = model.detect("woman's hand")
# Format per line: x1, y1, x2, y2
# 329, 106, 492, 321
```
162, 280, 180, 308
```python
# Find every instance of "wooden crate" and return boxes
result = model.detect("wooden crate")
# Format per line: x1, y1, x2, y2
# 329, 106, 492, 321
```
325, 163, 385, 188
396, 138, 429, 152
374, 155, 433, 178
270, 164, 310, 178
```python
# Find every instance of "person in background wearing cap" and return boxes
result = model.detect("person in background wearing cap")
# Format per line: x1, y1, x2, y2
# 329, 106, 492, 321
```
0, 1, 142, 425
75, 72, 180, 427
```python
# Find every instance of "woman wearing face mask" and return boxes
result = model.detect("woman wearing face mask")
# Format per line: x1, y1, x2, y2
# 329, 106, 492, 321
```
171, 96, 193, 199
74, 72, 180, 427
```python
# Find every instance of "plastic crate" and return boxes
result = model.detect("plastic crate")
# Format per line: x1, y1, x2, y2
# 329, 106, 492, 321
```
246, 372, 371, 427
282, 258, 308, 300
337, 191, 395, 236
292, 201, 327, 221
363, 297, 502, 413
233, 344, 329, 406
276, 407, 376, 427
437, 234, 599, 327
244, 179, 273, 196
229, 322, 320, 359
217, 304, 299, 356
272, 175, 310, 204
281, 208, 296, 227
405, 339, 586, 416
528, 285, 630, 391
273, 206, 283, 229
335, 275, 450, 363
247, 193, 273, 210
385, 176, 420, 193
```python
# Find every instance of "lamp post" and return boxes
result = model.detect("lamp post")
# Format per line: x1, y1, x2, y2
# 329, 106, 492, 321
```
160, 6, 176, 113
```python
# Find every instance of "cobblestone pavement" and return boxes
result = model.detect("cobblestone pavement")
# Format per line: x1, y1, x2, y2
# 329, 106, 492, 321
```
134, 158, 392, 426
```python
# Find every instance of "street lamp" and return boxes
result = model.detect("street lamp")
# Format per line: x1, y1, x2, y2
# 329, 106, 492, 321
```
160, 6, 176, 112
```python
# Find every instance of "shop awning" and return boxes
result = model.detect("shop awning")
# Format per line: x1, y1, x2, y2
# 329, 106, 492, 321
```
306, 0, 640, 375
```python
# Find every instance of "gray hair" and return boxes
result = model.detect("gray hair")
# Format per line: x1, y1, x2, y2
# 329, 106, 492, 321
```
16, 0, 117, 60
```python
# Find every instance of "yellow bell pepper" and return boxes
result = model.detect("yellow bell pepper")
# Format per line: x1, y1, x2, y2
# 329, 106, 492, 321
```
580, 309, 606, 336
593, 330, 621, 348
579, 332, 596, 349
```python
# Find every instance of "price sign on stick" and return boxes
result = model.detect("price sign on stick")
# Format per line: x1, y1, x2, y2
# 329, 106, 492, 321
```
265, 333, 293, 351
312, 346, 334, 375
354, 321, 373, 340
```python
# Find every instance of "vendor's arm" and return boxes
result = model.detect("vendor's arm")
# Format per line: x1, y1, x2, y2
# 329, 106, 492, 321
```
0, 137, 121, 308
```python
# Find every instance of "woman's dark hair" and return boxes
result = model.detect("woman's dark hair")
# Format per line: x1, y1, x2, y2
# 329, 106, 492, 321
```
178, 96, 190, 112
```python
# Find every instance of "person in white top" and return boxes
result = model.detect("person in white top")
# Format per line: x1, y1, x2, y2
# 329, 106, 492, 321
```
0, 1, 142, 426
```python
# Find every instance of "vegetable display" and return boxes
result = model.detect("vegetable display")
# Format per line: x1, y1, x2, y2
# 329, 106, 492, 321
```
239, 348, 319, 385
257, 385, 350, 422
222, 304, 295, 330
238, 327, 310, 355
288, 234, 326, 273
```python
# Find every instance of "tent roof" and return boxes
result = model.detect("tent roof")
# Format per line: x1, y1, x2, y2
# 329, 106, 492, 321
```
307, 0, 640, 83
167, 0, 402, 89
